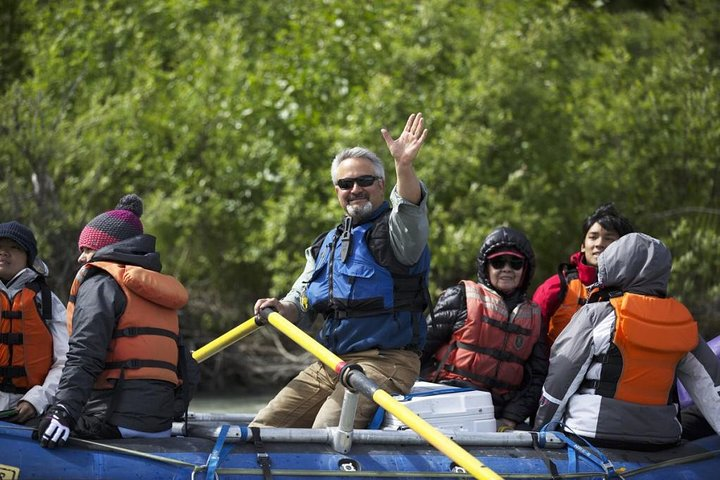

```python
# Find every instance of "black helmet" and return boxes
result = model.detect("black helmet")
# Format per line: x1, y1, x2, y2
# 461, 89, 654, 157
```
476, 226, 535, 293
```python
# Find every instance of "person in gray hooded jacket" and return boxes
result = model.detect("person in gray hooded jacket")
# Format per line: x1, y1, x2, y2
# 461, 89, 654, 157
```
535, 232, 720, 449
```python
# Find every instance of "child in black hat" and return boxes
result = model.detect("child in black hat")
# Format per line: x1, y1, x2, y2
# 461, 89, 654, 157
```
0, 221, 38, 284
0, 221, 69, 424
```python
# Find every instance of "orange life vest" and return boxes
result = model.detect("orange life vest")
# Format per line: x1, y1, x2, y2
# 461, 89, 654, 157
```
547, 268, 589, 344
67, 261, 188, 389
432, 280, 542, 396
591, 293, 698, 405
0, 282, 53, 393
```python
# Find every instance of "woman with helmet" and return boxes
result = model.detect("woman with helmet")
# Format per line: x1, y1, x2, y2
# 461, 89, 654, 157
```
420, 226, 549, 431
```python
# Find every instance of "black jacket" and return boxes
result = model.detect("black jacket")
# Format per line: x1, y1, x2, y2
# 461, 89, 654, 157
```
54, 235, 177, 433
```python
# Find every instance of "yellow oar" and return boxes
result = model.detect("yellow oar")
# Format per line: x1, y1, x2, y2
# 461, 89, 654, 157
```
260, 309, 503, 480
192, 317, 260, 363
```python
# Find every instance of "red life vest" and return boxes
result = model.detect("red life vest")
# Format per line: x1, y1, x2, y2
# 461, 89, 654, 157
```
67, 262, 188, 389
0, 283, 53, 393
591, 293, 698, 405
547, 273, 589, 344
432, 280, 542, 396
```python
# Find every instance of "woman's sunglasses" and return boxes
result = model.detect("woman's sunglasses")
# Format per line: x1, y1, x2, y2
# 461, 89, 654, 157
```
336, 175, 380, 190
488, 256, 525, 270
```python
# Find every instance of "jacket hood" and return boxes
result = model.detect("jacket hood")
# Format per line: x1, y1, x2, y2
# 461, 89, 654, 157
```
90, 234, 162, 272
0, 267, 40, 298
597, 232, 671, 296
476, 226, 535, 294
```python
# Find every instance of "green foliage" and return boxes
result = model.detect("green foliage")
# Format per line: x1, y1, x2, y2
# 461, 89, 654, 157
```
2, 0, 719, 387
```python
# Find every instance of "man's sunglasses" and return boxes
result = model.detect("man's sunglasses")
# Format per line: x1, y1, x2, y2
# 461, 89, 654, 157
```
336, 175, 380, 190
489, 256, 525, 270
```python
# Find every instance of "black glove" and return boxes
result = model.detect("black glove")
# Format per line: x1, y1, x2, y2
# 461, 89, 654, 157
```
37, 405, 74, 448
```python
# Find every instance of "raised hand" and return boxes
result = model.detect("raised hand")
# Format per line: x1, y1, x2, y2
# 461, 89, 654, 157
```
381, 112, 428, 167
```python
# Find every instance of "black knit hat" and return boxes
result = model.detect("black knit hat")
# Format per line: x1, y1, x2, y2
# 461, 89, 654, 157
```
0, 221, 38, 266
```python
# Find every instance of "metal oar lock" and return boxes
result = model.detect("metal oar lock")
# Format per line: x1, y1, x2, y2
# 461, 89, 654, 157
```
333, 362, 363, 453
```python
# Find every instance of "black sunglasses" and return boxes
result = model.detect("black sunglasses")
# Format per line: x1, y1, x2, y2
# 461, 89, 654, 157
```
336, 175, 380, 190
489, 256, 525, 270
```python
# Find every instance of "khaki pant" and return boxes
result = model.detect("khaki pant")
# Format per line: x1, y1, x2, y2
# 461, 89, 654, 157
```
250, 349, 420, 428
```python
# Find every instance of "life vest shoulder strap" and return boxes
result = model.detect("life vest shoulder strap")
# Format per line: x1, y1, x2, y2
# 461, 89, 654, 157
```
587, 287, 623, 304
15, 278, 53, 322
556, 263, 577, 302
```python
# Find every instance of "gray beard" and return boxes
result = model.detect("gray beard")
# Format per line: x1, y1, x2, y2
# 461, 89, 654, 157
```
346, 201, 374, 222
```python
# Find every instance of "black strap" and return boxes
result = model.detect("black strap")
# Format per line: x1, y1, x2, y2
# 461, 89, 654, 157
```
325, 223, 343, 315
330, 297, 387, 319
112, 327, 179, 342
582, 379, 601, 390
0, 383, 29, 394
0, 366, 27, 378
23, 277, 53, 322
587, 344, 623, 397
392, 274, 429, 311
531, 432, 561, 480
339, 216, 352, 263
251, 426, 273, 480
104, 359, 178, 373
0, 332, 23, 345
40, 281, 52, 320
455, 341, 526, 364
0, 310, 22, 319
556, 263, 572, 304
587, 288, 623, 304
479, 314, 532, 335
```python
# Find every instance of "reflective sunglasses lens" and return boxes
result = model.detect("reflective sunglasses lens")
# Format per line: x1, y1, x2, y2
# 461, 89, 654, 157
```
337, 175, 377, 190
355, 175, 377, 187
489, 258, 505, 269
337, 179, 354, 189
509, 258, 524, 270
489, 256, 524, 270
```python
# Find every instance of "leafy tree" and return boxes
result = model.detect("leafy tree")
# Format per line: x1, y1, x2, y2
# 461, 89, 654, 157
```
2, 0, 718, 390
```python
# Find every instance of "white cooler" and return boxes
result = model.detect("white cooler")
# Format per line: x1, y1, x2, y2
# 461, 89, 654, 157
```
381, 381, 496, 433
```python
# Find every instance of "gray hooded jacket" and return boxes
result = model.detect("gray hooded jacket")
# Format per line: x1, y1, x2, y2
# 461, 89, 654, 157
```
534, 233, 720, 446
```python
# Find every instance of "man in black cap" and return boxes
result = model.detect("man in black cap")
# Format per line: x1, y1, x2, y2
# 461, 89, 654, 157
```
0, 221, 68, 425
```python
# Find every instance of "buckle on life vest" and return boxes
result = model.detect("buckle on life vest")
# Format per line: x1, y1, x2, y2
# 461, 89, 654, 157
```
123, 359, 143, 369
